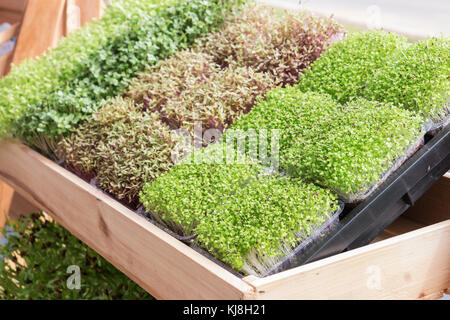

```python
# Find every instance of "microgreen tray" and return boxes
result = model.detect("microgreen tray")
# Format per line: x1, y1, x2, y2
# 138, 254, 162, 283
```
277, 124, 450, 271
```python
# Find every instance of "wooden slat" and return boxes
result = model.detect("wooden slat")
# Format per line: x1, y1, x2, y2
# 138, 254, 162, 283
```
371, 231, 393, 244
384, 217, 426, 236
0, 50, 13, 76
1, 180, 37, 235
371, 217, 426, 243
0, 0, 104, 224
0, 181, 15, 237
404, 173, 450, 226
371, 173, 448, 244
0, 140, 448, 299
0, 10, 22, 24
7, 191, 39, 220
76, 0, 104, 26
65, 0, 105, 36
0, 141, 254, 300
11, 0, 66, 65
65, 0, 81, 36
244, 220, 450, 300
371, 217, 425, 243
0, 0, 28, 13
0, 181, 15, 216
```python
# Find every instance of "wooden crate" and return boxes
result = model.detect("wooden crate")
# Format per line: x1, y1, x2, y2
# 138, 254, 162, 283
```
0, 0, 105, 234
0, 0, 448, 300
0, 140, 448, 300
0, 0, 104, 76
0, 0, 26, 25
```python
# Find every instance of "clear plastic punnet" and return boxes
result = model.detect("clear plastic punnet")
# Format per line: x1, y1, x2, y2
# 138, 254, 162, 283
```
337, 135, 425, 204
425, 103, 450, 134
242, 202, 344, 277
137, 201, 344, 277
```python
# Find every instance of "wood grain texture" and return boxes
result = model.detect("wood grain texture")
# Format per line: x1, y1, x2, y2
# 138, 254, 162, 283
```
0, 180, 14, 236
11, 0, 66, 65
65, 0, 104, 36
404, 173, 450, 226
65, 0, 81, 36
244, 220, 450, 300
0, 0, 28, 13
6, 191, 39, 220
76, 0, 104, 26
371, 231, 393, 244
384, 216, 425, 236
0, 141, 254, 300
0, 140, 448, 299
370, 217, 425, 243
0, 0, 105, 221
0, 51, 12, 76
0, 180, 34, 237
0, 10, 22, 24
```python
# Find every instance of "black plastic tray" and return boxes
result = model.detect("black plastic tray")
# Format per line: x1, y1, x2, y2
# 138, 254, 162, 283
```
264, 123, 450, 276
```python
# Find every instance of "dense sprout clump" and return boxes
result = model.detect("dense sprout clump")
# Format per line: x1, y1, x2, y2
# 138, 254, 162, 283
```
201, 4, 344, 86
57, 98, 176, 207
298, 31, 407, 104
0, 0, 169, 140
140, 144, 338, 273
233, 88, 424, 200
127, 50, 274, 134
6, 0, 241, 155
363, 37, 450, 123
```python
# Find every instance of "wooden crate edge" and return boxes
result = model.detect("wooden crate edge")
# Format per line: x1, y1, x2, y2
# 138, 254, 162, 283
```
0, 140, 254, 300
243, 220, 450, 299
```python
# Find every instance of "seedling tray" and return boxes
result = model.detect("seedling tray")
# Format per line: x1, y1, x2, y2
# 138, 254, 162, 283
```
261, 203, 343, 276
1, 138, 449, 299
266, 123, 450, 273
135, 202, 344, 278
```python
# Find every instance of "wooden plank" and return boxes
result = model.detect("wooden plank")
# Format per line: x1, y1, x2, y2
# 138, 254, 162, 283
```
7, 191, 39, 220
0, 50, 13, 76
0, 141, 254, 300
370, 231, 393, 244
0, 10, 22, 24
0, 22, 20, 44
371, 211, 436, 244
404, 173, 450, 226
0, 180, 34, 236
76, 0, 104, 26
0, 181, 15, 236
11, 0, 66, 65
65, 0, 105, 37
0, 181, 17, 217
65, 0, 80, 36
371, 216, 426, 243
0, 0, 28, 13
244, 221, 450, 300
53, 0, 66, 47
384, 217, 426, 237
